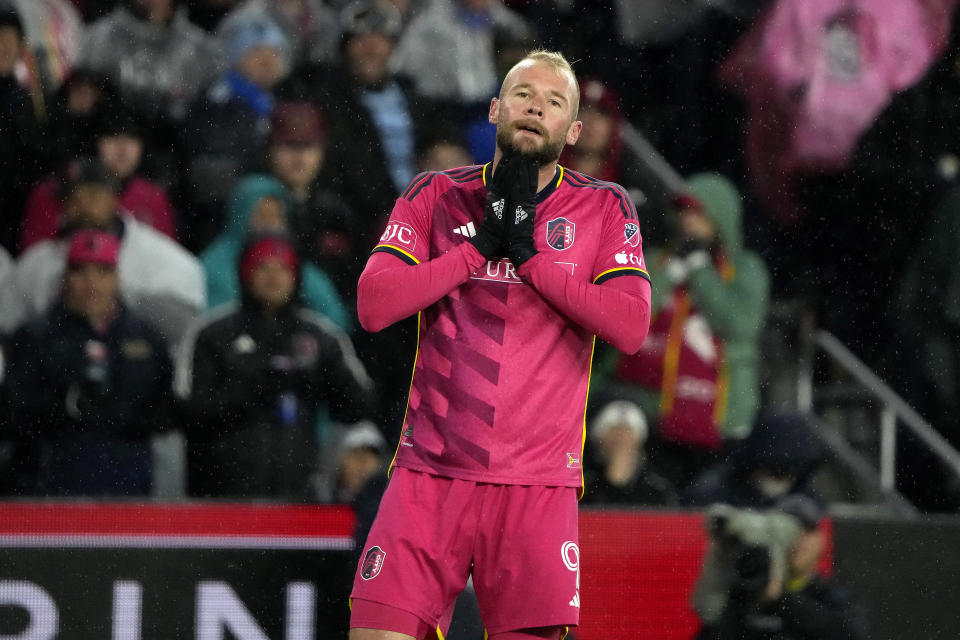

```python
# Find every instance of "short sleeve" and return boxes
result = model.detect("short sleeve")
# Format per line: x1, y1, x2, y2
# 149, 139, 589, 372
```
591, 187, 651, 285
370, 172, 435, 265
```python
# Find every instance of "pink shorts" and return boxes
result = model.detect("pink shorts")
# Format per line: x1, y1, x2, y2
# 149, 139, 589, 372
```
350, 468, 581, 636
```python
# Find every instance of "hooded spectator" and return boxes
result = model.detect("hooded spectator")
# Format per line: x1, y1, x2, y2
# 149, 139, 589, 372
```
200, 174, 350, 330
177, 231, 373, 500
610, 172, 770, 486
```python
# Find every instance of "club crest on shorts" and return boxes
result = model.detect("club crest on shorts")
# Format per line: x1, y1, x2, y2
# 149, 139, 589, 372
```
360, 546, 386, 580
624, 222, 640, 247
546, 217, 575, 250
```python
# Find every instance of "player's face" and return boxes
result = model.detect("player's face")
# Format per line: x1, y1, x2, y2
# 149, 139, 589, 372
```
489, 60, 582, 166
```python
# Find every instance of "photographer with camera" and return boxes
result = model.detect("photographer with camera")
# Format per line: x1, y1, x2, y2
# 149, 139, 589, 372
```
693, 495, 869, 640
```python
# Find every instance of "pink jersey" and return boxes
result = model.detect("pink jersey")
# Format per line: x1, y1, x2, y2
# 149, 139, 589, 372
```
372, 164, 649, 487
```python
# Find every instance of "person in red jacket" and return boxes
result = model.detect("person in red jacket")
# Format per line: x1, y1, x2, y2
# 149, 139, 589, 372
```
20, 104, 177, 252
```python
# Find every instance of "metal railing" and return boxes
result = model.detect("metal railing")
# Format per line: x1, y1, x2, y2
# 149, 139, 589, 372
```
798, 329, 960, 496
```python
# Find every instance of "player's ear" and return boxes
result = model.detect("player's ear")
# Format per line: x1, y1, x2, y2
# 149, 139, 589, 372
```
488, 97, 500, 125
565, 120, 582, 146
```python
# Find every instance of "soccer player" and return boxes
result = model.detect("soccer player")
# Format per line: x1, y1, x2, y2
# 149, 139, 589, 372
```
351, 50, 653, 640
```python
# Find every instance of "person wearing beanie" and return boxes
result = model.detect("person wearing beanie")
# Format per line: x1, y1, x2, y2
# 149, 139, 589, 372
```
0, 1, 45, 252
21, 105, 179, 251
605, 172, 770, 488
582, 400, 677, 506
5, 228, 173, 496
176, 231, 374, 500
199, 174, 350, 331
216, 0, 340, 68
182, 12, 292, 248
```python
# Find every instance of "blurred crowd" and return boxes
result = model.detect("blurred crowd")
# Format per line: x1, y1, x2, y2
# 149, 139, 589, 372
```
0, 0, 958, 524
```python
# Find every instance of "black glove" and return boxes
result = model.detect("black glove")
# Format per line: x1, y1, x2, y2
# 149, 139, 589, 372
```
505, 154, 540, 267
469, 153, 515, 259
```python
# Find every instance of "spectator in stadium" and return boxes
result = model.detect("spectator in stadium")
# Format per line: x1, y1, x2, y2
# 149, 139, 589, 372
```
5, 229, 173, 496
683, 410, 825, 509
200, 174, 349, 330
176, 231, 374, 500
417, 125, 474, 172
217, 0, 340, 67
582, 400, 677, 506
319, 420, 387, 503
694, 494, 869, 640
0, 159, 205, 350
7, 0, 84, 94
265, 101, 362, 304
390, 0, 530, 165
283, 0, 429, 226
390, 0, 530, 109
182, 8, 290, 248
21, 104, 178, 251
610, 173, 769, 487
78, 0, 223, 123
45, 68, 120, 166
557, 77, 673, 246
280, 0, 433, 430
0, 3, 46, 252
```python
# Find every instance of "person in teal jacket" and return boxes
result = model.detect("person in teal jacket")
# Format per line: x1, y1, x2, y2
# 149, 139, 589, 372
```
200, 174, 350, 331
604, 172, 769, 485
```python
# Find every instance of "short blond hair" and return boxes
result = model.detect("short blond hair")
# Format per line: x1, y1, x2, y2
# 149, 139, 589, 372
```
502, 50, 580, 119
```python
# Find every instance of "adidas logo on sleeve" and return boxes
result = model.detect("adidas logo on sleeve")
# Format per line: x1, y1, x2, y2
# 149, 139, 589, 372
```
453, 222, 477, 238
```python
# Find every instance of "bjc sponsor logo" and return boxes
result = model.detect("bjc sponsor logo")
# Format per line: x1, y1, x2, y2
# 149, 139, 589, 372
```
379, 222, 417, 250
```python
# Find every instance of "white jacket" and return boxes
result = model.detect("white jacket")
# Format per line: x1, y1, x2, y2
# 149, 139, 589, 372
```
0, 216, 206, 351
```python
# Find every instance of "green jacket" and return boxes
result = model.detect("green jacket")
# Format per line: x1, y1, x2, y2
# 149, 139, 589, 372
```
200, 174, 350, 331
629, 173, 769, 440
